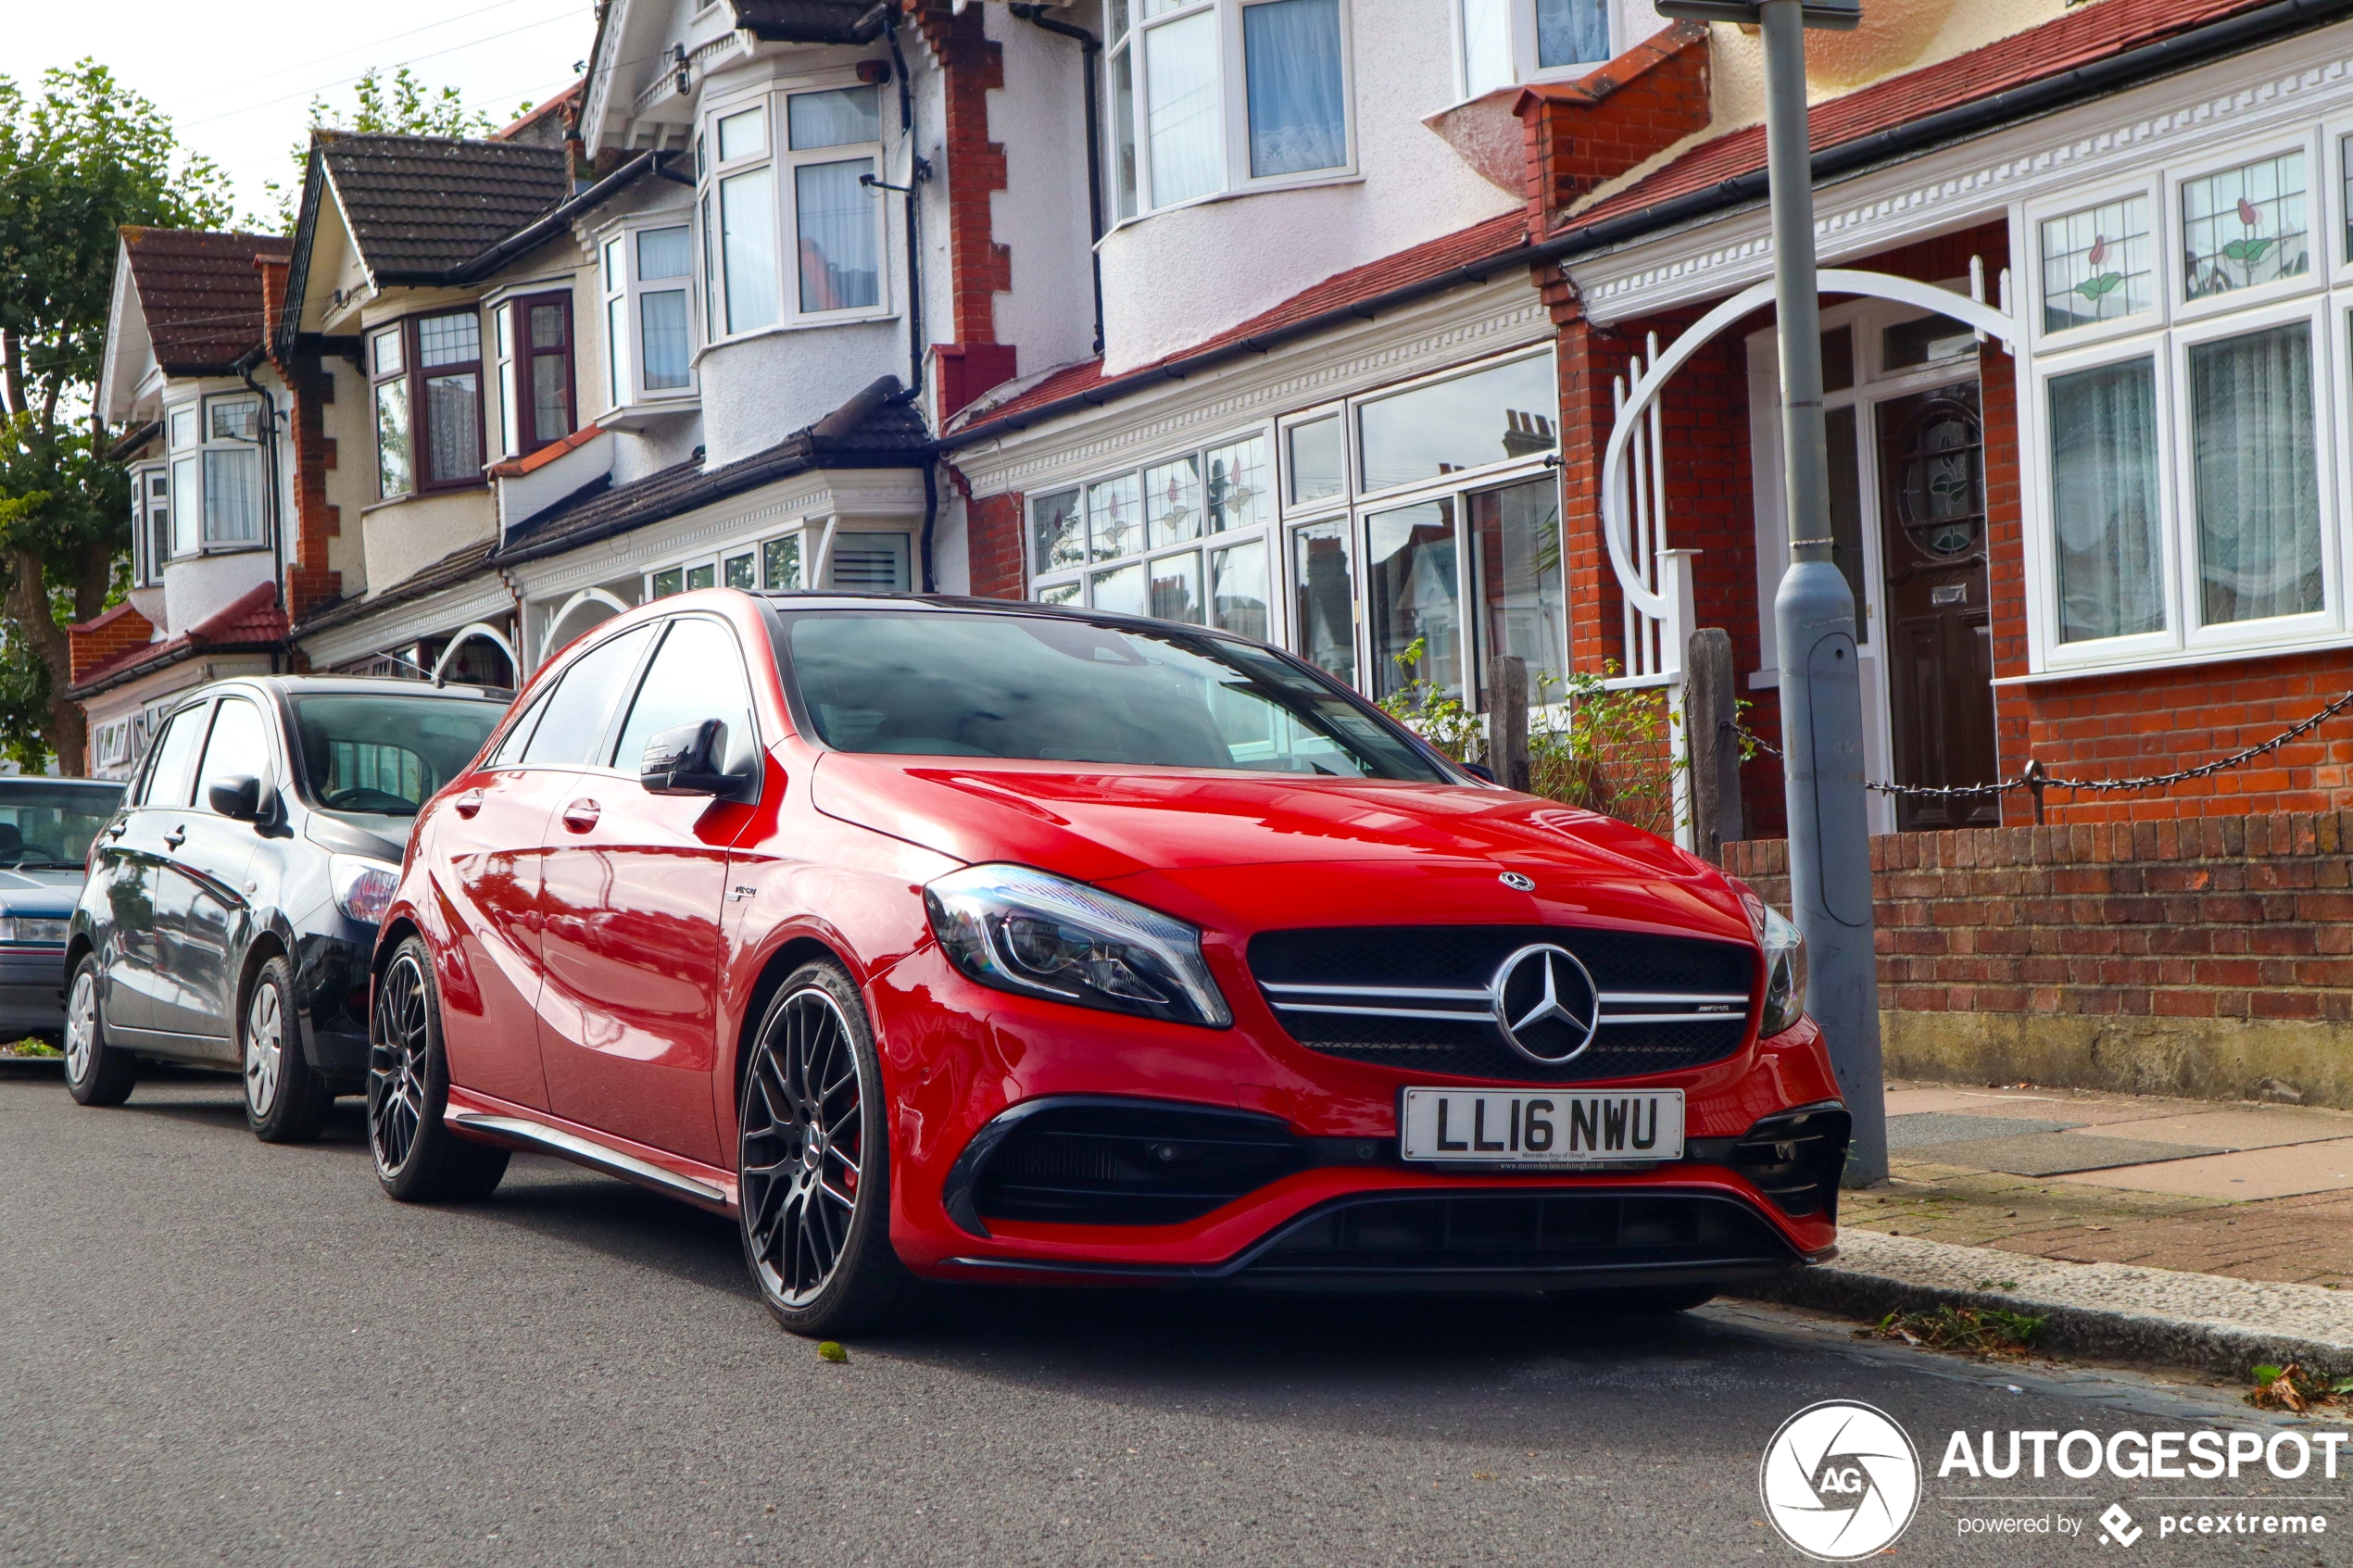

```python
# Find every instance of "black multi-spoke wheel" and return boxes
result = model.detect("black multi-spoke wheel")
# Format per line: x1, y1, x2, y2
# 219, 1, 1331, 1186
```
738, 961, 912, 1336
368, 937, 508, 1203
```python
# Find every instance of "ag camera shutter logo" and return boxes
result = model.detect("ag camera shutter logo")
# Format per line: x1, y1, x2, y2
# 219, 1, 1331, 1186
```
1759, 1400, 1922, 1561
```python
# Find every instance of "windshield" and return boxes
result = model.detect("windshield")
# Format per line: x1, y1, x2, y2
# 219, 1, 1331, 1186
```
783, 611, 1449, 781
291, 695, 507, 818
0, 782, 125, 870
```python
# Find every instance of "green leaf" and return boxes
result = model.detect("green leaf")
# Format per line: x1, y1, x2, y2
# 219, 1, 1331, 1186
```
817, 1340, 848, 1363
2221, 236, 2276, 267
2074, 272, 2124, 302
2253, 1363, 2284, 1384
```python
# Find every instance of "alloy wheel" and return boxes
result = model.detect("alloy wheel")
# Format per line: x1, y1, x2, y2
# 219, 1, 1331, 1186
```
63, 970, 95, 1083
741, 986, 867, 1308
244, 983, 283, 1115
370, 953, 430, 1176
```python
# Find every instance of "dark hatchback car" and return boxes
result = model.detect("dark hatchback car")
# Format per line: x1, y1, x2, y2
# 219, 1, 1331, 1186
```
65, 676, 508, 1138
0, 778, 125, 1039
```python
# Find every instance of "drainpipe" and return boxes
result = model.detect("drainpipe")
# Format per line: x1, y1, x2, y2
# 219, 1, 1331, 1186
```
886, 20, 926, 402
235, 351, 286, 614
1010, 4, 1103, 358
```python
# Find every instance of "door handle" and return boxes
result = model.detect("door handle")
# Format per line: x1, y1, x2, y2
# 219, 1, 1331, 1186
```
560, 799, 601, 832
163, 826, 186, 851
453, 790, 484, 820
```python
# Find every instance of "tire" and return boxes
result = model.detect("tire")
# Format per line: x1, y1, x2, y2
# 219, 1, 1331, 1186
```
368, 937, 508, 1202
1550, 1283, 1720, 1315
737, 960, 914, 1338
62, 955, 134, 1107
243, 955, 329, 1144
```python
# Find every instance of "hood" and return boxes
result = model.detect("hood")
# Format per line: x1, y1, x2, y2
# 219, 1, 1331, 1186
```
808, 753, 1747, 931
0, 866, 86, 908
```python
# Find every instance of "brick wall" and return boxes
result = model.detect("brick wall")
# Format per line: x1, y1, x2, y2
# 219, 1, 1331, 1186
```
1724, 822, 2353, 1106
909, 3, 1016, 421
1515, 22, 1711, 232
965, 489, 1025, 600
259, 257, 343, 621
68, 604, 157, 684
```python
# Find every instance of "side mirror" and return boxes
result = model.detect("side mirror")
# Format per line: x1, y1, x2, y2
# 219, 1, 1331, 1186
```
208, 774, 265, 822
1460, 761, 1498, 784
641, 720, 750, 798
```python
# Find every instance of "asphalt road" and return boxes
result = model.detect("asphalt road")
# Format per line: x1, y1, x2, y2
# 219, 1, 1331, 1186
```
3, 1063, 2341, 1568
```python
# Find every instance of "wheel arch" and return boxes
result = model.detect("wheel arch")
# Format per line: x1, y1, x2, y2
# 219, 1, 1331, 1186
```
731, 934, 856, 1110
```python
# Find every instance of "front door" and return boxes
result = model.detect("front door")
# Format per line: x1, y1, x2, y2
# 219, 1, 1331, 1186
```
536, 614, 757, 1167
97, 700, 211, 1035
151, 695, 271, 1046
1874, 382, 1999, 830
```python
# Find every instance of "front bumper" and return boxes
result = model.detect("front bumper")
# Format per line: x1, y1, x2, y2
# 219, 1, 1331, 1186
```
867, 948, 1846, 1286
0, 947, 69, 1033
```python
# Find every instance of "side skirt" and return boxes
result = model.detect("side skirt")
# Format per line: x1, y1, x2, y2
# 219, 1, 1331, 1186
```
445, 1098, 736, 1215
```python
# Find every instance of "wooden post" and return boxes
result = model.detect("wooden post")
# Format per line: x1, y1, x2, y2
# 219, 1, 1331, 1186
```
1684, 627, 1743, 863
1489, 654, 1529, 792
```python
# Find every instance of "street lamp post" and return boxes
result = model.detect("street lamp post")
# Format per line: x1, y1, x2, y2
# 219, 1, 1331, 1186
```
1656, 0, 1885, 1185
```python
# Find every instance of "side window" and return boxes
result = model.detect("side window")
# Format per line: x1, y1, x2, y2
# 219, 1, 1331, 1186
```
195, 697, 274, 811
137, 705, 208, 809
519, 624, 657, 767
610, 617, 756, 772
487, 694, 547, 767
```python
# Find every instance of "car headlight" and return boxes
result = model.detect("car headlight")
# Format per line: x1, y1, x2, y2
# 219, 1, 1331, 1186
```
1739, 889, 1807, 1038
923, 864, 1232, 1028
0, 916, 69, 945
331, 856, 400, 926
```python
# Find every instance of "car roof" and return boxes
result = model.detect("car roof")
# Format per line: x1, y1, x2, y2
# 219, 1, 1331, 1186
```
0, 774, 121, 790
750, 592, 1252, 644
179, 674, 511, 705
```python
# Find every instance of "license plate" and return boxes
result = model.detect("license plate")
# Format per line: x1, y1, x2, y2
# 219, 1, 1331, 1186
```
1400, 1088, 1684, 1166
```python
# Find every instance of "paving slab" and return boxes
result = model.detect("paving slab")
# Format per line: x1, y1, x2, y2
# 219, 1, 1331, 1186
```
2063, 1107, 2353, 1150
1745, 1228, 2353, 1379
1885, 1110, 2080, 1149
2057, 1136, 2353, 1200
1913, 1132, 2225, 1177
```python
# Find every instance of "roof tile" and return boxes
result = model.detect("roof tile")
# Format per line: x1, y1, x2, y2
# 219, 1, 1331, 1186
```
320, 133, 570, 281
120, 229, 292, 375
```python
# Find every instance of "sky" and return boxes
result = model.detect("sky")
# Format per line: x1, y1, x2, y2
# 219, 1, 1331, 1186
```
9, 0, 598, 225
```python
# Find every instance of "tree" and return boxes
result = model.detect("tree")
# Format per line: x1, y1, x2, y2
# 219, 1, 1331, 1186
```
0, 61, 236, 771
268, 68, 532, 229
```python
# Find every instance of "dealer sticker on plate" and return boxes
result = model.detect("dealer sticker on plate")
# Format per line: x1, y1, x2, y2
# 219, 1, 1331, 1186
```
1400, 1088, 1684, 1165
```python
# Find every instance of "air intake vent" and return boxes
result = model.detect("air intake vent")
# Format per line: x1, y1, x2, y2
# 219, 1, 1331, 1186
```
965, 1100, 1311, 1227
1245, 1191, 1796, 1280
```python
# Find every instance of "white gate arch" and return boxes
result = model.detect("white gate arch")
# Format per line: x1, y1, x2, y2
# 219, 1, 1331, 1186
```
1601, 268, 2017, 685
428, 621, 519, 687
536, 587, 634, 665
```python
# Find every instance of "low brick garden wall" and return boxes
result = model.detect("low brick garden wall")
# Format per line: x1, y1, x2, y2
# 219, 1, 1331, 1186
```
1723, 814, 2353, 1109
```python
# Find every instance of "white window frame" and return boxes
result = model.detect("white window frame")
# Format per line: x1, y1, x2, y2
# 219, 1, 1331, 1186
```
2168, 293, 2339, 656
2165, 127, 2325, 330
1027, 425, 1280, 637
129, 461, 170, 586
2025, 170, 2169, 358
2018, 129, 2353, 679
1106, 0, 1358, 225
598, 219, 702, 417
642, 521, 913, 601
696, 79, 893, 349
1453, 0, 1615, 102
161, 393, 268, 558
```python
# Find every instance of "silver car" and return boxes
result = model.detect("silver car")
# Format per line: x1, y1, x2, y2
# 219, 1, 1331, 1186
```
0, 778, 124, 1041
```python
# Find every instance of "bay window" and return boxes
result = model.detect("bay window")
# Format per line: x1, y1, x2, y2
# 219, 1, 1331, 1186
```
2025, 129, 2348, 671
1023, 347, 1565, 714
372, 309, 484, 497
494, 291, 574, 457
645, 522, 907, 600
1459, 0, 1609, 100
1108, 0, 1352, 219
600, 224, 697, 416
158, 395, 266, 558
699, 84, 888, 343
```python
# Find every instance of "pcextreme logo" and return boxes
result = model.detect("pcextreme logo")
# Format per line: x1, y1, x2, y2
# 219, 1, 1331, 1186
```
1759, 1400, 1924, 1562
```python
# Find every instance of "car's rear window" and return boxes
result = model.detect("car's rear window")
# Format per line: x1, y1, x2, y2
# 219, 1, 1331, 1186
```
292, 695, 506, 818
781, 610, 1446, 781
0, 783, 124, 870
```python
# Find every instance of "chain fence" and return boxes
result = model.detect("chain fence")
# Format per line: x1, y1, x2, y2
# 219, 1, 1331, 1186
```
1735, 688, 2353, 822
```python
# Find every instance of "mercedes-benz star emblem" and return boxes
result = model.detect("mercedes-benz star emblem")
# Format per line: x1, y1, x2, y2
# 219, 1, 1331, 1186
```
1498, 871, 1537, 892
1490, 943, 1600, 1065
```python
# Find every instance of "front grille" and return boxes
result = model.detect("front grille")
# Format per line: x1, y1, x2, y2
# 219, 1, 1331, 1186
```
1244, 1191, 1796, 1278
1248, 925, 1755, 1082
971, 1101, 1311, 1227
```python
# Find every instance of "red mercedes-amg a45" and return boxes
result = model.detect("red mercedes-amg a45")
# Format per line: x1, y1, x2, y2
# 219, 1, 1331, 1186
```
368, 591, 1847, 1336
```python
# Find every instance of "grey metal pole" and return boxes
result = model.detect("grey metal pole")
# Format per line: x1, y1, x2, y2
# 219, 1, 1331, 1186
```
1760, 0, 1886, 1185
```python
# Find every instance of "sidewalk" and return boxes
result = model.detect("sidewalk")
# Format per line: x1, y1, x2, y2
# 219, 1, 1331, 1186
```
1743, 1079, 2353, 1381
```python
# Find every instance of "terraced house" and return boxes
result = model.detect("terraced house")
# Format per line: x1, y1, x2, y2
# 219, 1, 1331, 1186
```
84, 0, 2353, 838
